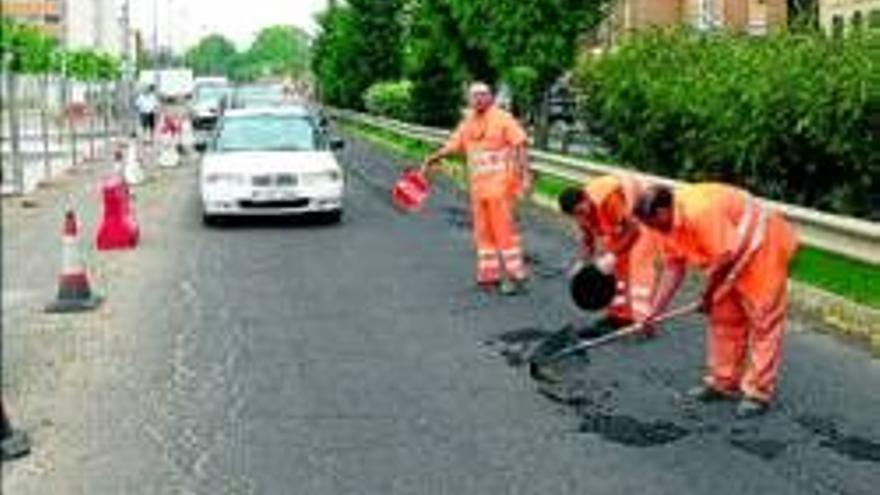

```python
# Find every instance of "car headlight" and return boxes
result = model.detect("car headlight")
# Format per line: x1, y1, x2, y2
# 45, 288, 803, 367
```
204, 172, 245, 185
302, 170, 342, 186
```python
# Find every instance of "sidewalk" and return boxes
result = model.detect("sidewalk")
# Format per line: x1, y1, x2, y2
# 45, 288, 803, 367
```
2, 139, 190, 400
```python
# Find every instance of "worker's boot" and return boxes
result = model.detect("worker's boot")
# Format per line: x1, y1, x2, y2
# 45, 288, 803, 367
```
735, 397, 770, 419
499, 278, 528, 296
477, 280, 498, 293
687, 384, 736, 403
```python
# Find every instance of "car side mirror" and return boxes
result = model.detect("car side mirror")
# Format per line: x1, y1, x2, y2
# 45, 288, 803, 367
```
330, 138, 344, 150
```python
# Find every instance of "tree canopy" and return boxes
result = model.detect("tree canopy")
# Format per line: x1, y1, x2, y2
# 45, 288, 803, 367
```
311, 0, 609, 128
184, 34, 237, 76
184, 25, 310, 82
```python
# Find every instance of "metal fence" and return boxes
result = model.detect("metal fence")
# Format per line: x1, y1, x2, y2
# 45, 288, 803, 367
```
1, 69, 126, 196
328, 108, 880, 265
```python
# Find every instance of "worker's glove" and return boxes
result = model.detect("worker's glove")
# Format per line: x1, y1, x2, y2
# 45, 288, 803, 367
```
567, 259, 585, 278
632, 319, 659, 340
595, 252, 617, 275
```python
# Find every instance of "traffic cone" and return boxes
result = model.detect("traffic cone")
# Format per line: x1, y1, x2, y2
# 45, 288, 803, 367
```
96, 175, 140, 250
1, 401, 31, 462
158, 114, 180, 168
45, 210, 103, 313
123, 138, 144, 185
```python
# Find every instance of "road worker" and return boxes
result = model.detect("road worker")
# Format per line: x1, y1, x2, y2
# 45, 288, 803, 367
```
558, 174, 661, 336
633, 183, 798, 418
424, 82, 532, 295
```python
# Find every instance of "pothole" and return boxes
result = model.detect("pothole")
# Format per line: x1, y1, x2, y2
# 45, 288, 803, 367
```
577, 412, 690, 447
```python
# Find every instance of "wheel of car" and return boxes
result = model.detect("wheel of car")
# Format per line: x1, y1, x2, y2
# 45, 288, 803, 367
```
202, 213, 220, 227
325, 210, 343, 224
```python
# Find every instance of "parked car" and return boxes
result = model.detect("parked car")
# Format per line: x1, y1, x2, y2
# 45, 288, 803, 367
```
191, 78, 231, 130
200, 107, 346, 224
138, 69, 195, 103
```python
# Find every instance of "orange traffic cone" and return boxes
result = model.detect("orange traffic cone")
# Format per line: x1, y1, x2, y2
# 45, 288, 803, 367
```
45, 210, 103, 313
1, 401, 31, 461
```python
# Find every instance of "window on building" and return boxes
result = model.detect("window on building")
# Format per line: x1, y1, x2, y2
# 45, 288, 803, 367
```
696, 0, 717, 31
832, 15, 845, 38
870, 10, 880, 29
852, 11, 864, 32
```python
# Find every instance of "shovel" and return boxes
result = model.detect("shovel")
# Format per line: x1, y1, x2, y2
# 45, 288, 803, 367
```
528, 301, 701, 382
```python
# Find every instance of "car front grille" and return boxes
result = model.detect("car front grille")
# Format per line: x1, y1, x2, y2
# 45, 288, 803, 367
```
251, 173, 298, 187
239, 198, 310, 209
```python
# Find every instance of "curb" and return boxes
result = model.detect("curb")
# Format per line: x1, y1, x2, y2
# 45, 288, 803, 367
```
789, 282, 880, 357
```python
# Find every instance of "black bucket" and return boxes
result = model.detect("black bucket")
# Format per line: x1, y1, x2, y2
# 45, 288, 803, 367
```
569, 263, 616, 311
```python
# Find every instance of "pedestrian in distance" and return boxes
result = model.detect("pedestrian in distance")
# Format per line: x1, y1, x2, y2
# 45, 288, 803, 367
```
632, 183, 799, 418
135, 85, 159, 143
423, 82, 533, 296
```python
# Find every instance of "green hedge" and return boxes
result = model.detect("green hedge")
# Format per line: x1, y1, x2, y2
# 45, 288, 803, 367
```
363, 80, 414, 121
573, 28, 878, 218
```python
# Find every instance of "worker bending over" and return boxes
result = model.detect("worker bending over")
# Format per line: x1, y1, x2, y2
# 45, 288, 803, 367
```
558, 174, 662, 336
633, 183, 798, 418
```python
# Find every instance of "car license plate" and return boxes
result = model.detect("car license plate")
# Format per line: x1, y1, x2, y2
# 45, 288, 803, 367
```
253, 189, 295, 202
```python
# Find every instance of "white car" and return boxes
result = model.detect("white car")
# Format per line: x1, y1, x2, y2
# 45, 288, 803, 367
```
200, 107, 345, 224
191, 80, 231, 131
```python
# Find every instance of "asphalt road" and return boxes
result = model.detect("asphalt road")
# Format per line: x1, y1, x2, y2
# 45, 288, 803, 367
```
3, 133, 879, 494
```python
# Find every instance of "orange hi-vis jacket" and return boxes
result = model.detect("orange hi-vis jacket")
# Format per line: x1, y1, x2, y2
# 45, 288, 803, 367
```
443, 106, 528, 200
654, 183, 799, 401
581, 174, 659, 321
442, 106, 529, 283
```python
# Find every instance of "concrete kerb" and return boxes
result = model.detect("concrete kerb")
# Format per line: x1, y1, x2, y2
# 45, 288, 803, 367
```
336, 114, 880, 358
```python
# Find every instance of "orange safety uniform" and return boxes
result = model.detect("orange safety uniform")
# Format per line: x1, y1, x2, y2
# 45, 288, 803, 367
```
580, 174, 660, 322
442, 106, 529, 283
653, 183, 798, 402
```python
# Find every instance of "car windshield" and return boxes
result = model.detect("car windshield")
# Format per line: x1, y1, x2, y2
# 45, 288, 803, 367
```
236, 85, 284, 105
215, 115, 319, 152
195, 85, 229, 103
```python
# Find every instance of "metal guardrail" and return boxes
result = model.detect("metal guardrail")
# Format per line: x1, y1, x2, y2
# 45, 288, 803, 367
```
329, 108, 880, 265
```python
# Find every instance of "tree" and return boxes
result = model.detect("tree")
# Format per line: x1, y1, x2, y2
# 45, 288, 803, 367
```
312, 4, 362, 106
312, 0, 405, 109
184, 34, 237, 77
446, 0, 610, 145
403, 0, 467, 126
245, 25, 311, 79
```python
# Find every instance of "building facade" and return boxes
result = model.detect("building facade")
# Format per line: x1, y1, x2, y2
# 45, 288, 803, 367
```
598, 0, 788, 46
2, 0, 122, 55
1, 0, 66, 41
819, 0, 880, 35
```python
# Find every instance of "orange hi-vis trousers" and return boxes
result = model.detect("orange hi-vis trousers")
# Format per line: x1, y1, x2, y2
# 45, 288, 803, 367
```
705, 207, 798, 402
606, 231, 657, 322
469, 149, 526, 284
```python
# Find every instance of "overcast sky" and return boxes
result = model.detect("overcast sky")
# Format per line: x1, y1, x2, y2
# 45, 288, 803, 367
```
130, 0, 328, 52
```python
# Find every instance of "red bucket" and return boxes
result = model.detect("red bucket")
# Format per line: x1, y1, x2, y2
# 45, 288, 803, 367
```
392, 169, 431, 213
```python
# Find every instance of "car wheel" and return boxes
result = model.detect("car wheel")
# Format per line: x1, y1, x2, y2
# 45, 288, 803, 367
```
202, 212, 221, 227
324, 210, 343, 224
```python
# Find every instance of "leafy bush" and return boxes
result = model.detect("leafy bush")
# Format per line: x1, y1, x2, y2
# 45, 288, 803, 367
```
363, 80, 414, 121
573, 28, 878, 218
